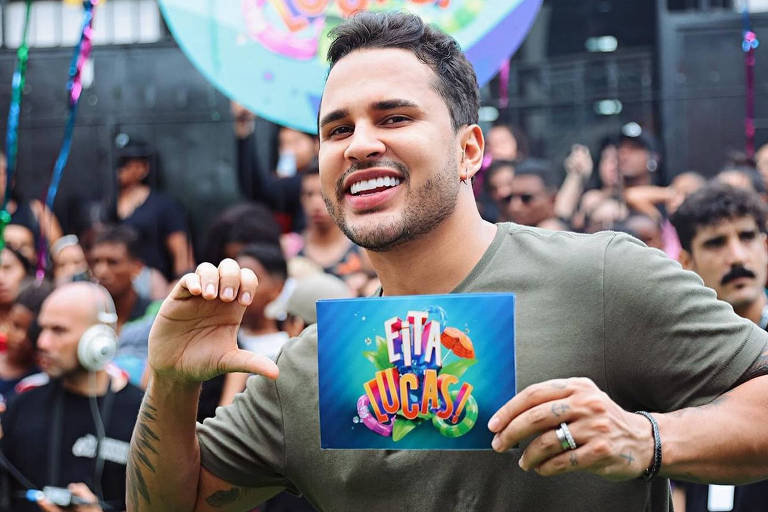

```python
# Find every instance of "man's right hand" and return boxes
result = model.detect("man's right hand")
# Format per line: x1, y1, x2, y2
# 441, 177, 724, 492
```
148, 259, 279, 384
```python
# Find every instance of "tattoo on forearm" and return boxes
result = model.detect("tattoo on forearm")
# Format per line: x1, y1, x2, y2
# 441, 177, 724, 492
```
206, 487, 241, 508
128, 399, 159, 506
569, 452, 578, 467
620, 452, 635, 465
668, 393, 730, 419
551, 403, 570, 417
735, 347, 768, 386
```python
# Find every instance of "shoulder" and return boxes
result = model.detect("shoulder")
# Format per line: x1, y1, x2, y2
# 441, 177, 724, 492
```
275, 324, 317, 376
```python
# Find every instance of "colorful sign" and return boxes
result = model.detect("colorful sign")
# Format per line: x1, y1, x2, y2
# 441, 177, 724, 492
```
157, 0, 541, 133
317, 293, 515, 449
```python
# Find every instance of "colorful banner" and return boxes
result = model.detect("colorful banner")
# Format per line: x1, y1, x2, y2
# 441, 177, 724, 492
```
317, 293, 515, 450
158, 0, 541, 133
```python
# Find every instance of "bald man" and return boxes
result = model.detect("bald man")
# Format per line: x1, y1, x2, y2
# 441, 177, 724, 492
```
0, 282, 143, 512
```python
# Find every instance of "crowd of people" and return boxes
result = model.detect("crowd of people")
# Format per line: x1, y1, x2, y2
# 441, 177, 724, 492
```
0, 10, 766, 512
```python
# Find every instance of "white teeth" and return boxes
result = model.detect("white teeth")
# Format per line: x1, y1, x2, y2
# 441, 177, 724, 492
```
349, 177, 402, 195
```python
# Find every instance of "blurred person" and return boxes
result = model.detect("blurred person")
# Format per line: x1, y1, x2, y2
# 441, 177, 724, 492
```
217, 243, 289, 408
481, 159, 515, 222
582, 196, 629, 234
617, 123, 660, 188
716, 166, 765, 195
235, 244, 290, 363
506, 160, 562, 228
223, 244, 317, 512
485, 123, 528, 162
475, 124, 528, 219
670, 183, 768, 511
617, 214, 664, 251
0, 150, 62, 248
50, 235, 89, 285
293, 165, 374, 294
756, 142, 768, 188
88, 226, 153, 331
282, 273, 353, 338
234, 105, 320, 233
0, 246, 32, 333
623, 171, 706, 259
201, 202, 282, 266
572, 136, 620, 230
3, 223, 36, 267
89, 226, 159, 385
115, 139, 194, 280
554, 144, 593, 224
195, 205, 284, 421
0, 281, 52, 409
0, 282, 143, 512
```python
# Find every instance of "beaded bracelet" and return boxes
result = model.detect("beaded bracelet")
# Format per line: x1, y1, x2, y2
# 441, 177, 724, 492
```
635, 411, 662, 481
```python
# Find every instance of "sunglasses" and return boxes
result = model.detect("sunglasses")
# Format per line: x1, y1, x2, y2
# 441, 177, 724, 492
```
501, 193, 536, 205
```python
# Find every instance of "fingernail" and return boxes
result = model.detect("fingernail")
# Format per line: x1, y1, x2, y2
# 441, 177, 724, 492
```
491, 436, 501, 451
518, 457, 527, 470
222, 287, 234, 300
205, 284, 215, 297
488, 416, 499, 431
241, 292, 252, 305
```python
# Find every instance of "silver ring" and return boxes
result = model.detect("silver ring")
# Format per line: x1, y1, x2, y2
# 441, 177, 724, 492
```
556, 422, 577, 451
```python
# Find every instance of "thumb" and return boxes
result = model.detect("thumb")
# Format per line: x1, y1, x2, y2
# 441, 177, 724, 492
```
218, 349, 279, 380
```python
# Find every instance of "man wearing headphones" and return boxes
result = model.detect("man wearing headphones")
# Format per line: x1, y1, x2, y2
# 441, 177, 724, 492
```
0, 282, 144, 512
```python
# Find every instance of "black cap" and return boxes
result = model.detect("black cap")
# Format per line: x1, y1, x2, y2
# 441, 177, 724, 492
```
619, 122, 657, 153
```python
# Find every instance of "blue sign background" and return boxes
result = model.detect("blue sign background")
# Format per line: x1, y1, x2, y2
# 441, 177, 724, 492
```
158, 0, 541, 133
317, 293, 516, 450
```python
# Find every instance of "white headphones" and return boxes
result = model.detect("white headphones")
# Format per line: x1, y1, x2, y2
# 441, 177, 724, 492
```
77, 284, 119, 372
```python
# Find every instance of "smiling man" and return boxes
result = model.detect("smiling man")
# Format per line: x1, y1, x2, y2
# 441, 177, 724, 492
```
127, 12, 768, 512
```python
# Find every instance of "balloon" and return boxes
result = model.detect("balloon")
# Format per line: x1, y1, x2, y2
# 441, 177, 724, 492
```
158, 0, 541, 133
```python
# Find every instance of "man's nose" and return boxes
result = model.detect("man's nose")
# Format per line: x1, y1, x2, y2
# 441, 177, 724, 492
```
36, 330, 52, 351
343, 124, 386, 162
726, 239, 749, 265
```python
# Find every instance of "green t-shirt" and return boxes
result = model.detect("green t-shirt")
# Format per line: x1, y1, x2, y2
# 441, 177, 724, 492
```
197, 223, 767, 511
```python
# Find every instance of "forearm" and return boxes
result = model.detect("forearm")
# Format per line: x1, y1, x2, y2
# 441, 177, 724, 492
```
553, 173, 585, 220
127, 375, 202, 512
657, 375, 768, 484
167, 233, 194, 277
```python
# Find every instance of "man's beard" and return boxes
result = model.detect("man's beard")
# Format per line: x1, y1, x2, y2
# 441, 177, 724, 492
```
324, 156, 460, 252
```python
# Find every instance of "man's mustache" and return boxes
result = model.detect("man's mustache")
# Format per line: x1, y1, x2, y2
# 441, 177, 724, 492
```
721, 265, 756, 285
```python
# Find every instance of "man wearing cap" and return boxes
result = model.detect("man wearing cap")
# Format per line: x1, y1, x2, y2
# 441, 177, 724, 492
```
618, 123, 660, 188
128, 12, 768, 512
115, 138, 193, 280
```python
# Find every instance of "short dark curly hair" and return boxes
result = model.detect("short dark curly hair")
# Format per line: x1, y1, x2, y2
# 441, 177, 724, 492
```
326, 11, 479, 131
670, 182, 768, 252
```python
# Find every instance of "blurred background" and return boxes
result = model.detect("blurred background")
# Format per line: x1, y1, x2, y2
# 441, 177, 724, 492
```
0, 0, 766, 248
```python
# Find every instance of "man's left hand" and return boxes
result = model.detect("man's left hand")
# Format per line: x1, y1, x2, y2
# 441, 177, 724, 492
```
488, 377, 654, 481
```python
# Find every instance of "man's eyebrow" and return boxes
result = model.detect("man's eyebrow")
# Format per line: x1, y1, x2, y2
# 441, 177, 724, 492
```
373, 99, 419, 111
319, 99, 419, 129
319, 109, 349, 128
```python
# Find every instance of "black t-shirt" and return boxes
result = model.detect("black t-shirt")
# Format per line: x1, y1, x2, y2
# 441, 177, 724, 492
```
0, 380, 144, 511
121, 191, 188, 279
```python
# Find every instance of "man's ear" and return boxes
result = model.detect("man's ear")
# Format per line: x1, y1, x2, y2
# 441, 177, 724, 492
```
459, 124, 485, 180
678, 249, 693, 270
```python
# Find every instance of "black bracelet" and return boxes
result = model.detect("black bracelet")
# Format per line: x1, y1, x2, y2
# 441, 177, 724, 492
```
635, 411, 662, 481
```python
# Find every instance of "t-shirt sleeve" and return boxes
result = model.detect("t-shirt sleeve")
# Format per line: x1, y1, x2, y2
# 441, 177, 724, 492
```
603, 233, 768, 411
196, 364, 291, 490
